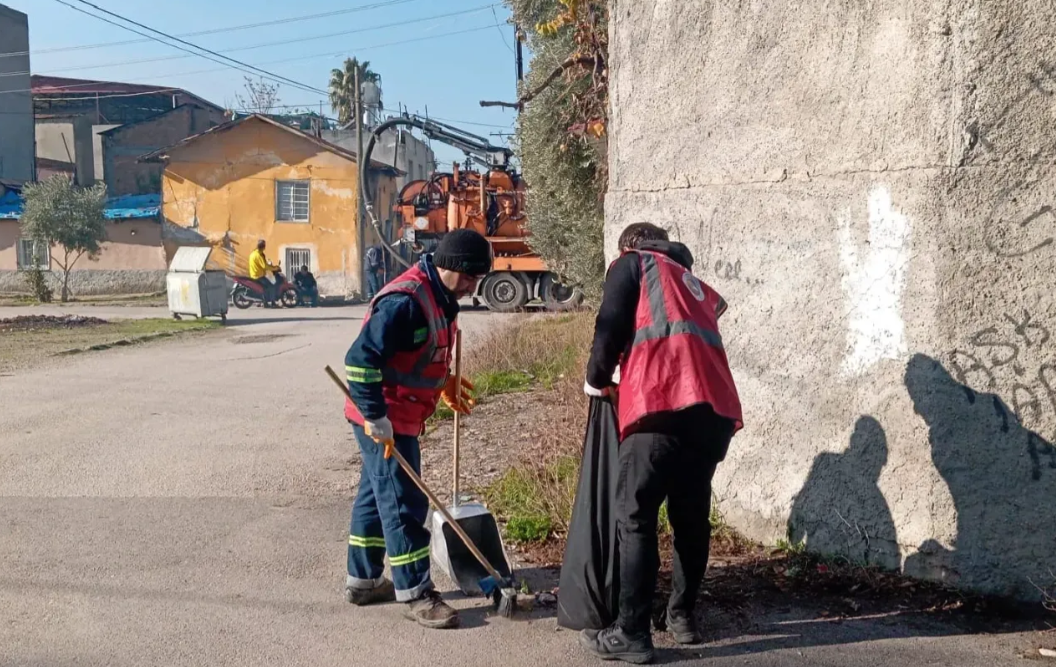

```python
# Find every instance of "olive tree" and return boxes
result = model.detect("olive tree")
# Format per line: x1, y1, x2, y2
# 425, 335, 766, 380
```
20, 175, 108, 302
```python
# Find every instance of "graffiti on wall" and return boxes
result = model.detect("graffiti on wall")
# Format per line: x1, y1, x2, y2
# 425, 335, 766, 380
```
985, 178, 1055, 260
950, 310, 1056, 480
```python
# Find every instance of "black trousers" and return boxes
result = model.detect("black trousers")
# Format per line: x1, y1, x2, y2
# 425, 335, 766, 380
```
616, 404, 734, 636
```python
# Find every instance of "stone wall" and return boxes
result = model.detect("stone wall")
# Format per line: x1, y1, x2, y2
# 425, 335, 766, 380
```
606, 0, 1056, 599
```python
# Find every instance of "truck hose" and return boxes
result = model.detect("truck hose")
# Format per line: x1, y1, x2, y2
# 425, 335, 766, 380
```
360, 118, 414, 269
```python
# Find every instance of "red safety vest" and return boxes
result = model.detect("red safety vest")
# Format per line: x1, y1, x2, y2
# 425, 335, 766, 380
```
616, 249, 743, 439
345, 264, 456, 437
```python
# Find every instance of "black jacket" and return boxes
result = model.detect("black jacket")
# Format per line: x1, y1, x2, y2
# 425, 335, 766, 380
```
586, 240, 697, 389
294, 271, 317, 290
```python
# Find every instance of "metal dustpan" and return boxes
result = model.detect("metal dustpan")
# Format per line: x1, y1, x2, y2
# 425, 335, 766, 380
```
430, 331, 513, 596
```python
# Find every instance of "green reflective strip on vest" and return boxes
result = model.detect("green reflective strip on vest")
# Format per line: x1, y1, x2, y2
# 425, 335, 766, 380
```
413, 327, 428, 344
349, 535, 387, 548
346, 365, 383, 383
388, 546, 430, 567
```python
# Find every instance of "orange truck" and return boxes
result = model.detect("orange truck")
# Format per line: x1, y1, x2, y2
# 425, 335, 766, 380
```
364, 115, 583, 313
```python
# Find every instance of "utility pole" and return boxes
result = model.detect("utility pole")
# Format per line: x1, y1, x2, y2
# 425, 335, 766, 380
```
515, 24, 524, 82
355, 66, 367, 299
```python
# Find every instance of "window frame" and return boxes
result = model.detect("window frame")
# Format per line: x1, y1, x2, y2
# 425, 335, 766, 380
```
17, 238, 51, 271
275, 179, 311, 223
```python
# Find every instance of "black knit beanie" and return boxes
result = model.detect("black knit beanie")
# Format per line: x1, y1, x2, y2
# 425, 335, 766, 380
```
433, 229, 493, 277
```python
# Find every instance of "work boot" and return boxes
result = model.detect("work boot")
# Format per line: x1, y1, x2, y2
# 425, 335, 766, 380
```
344, 578, 396, 606
664, 609, 702, 645
404, 589, 459, 629
579, 625, 655, 664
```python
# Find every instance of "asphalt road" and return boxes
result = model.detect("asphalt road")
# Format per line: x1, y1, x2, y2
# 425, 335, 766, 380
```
0, 306, 1042, 666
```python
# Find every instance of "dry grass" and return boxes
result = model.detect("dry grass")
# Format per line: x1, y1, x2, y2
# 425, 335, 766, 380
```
460, 312, 594, 542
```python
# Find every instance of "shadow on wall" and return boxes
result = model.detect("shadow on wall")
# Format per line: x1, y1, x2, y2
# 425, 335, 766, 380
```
788, 416, 900, 570
903, 353, 1056, 600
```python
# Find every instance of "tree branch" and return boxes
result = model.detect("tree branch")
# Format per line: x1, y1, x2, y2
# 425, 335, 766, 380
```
480, 56, 596, 110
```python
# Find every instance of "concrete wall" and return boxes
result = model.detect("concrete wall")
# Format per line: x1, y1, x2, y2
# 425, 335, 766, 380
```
102, 106, 218, 196
0, 5, 34, 183
92, 124, 121, 183
36, 117, 94, 185
324, 127, 435, 189
162, 117, 398, 297
0, 219, 166, 295
607, 0, 1056, 599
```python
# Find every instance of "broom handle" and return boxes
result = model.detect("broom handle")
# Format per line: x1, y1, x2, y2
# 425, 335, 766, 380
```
452, 329, 462, 508
324, 365, 505, 585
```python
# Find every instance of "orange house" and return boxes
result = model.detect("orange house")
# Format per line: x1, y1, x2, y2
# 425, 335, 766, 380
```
142, 114, 401, 297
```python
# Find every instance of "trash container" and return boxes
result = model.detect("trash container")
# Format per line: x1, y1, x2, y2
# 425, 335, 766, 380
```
166, 246, 228, 322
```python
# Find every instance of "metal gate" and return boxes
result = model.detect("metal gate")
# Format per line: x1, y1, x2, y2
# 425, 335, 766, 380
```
285, 247, 311, 273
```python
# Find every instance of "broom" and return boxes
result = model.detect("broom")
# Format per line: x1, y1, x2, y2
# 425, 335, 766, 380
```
324, 365, 518, 618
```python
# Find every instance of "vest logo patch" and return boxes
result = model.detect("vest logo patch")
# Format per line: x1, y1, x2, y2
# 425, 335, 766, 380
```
682, 271, 706, 301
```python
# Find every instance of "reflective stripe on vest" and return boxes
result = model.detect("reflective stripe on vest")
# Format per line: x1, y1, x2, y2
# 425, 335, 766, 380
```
633, 251, 724, 350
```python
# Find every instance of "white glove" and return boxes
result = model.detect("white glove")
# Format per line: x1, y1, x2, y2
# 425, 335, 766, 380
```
363, 416, 394, 442
583, 382, 612, 398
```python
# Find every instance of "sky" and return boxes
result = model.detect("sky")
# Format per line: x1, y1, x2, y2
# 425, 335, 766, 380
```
3, 0, 523, 165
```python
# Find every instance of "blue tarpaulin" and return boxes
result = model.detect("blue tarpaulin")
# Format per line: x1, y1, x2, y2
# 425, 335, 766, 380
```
0, 192, 160, 221
0, 191, 20, 220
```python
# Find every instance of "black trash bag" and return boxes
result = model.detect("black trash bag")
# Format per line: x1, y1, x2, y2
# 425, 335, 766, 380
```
557, 396, 621, 631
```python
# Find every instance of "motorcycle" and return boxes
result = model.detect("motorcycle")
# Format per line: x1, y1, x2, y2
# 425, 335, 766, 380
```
231, 269, 299, 309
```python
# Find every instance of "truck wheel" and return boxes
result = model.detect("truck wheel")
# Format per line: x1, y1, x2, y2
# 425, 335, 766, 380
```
540, 273, 584, 312
482, 273, 529, 312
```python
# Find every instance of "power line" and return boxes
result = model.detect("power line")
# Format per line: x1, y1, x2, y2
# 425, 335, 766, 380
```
491, 6, 515, 54
51, 0, 327, 97
1, 23, 501, 97
0, 0, 424, 59
23, 4, 498, 76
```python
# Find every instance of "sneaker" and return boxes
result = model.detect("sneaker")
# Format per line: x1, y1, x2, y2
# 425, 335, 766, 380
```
404, 589, 459, 629
579, 625, 655, 664
665, 610, 702, 645
344, 578, 396, 606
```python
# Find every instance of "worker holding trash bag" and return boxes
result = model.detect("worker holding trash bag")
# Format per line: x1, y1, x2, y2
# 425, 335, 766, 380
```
342, 229, 492, 630
577, 222, 742, 664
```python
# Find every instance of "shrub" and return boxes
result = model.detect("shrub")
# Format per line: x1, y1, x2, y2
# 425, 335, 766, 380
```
22, 267, 53, 303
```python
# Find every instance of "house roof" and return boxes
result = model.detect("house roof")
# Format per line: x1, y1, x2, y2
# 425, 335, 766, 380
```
31, 75, 224, 113
137, 114, 403, 175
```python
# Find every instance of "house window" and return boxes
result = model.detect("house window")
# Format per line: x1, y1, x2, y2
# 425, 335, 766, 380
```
285, 247, 311, 273
276, 180, 310, 222
17, 239, 50, 270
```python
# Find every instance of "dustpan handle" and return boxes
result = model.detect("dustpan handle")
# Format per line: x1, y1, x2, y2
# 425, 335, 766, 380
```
452, 329, 462, 508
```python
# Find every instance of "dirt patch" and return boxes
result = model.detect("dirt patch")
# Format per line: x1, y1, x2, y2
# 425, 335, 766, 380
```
419, 389, 557, 506
0, 317, 221, 374
231, 334, 292, 345
0, 314, 107, 332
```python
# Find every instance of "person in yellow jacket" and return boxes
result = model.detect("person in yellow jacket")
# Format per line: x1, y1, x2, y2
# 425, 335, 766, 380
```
248, 239, 280, 307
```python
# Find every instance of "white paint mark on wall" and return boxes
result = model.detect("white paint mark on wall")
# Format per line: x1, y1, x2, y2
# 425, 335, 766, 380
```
838, 185, 912, 377
311, 180, 354, 200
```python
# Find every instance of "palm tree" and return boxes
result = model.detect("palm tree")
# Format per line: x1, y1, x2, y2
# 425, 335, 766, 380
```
329, 57, 382, 126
